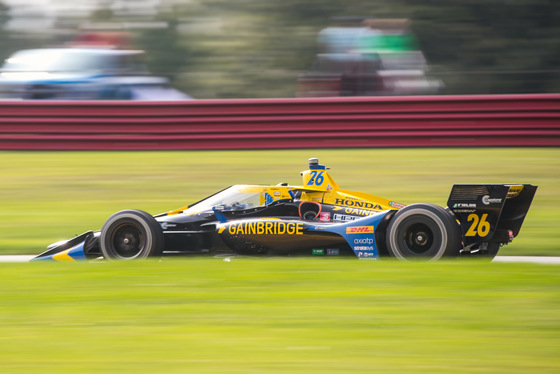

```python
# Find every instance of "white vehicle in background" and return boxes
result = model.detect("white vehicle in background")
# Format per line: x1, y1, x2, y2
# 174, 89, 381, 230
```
0, 48, 190, 100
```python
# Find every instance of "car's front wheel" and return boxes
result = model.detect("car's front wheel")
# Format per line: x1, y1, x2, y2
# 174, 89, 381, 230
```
386, 203, 461, 261
100, 210, 164, 260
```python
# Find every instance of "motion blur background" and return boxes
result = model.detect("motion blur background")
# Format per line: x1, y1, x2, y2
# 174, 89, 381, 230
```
1, 3, 559, 373
0, 0, 558, 99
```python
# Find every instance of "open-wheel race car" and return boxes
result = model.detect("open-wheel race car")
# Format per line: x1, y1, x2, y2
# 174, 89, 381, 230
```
33, 159, 537, 262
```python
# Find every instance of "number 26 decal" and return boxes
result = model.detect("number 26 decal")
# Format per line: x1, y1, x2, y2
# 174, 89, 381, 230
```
465, 213, 491, 237
307, 171, 324, 186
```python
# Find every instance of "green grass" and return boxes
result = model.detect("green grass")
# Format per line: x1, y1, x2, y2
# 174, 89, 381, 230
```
0, 148, 559, 255
0, 259, 558, 373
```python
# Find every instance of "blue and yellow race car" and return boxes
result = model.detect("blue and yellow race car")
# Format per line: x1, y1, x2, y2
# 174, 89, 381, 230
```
33, 158, 537, 262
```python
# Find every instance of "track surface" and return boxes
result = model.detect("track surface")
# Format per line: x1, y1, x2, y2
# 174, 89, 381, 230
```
492, 256, 560, 265
1, 255, 559, 264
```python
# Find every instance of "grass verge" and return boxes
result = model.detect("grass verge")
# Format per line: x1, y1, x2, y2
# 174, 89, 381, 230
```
0, 258, 558, 373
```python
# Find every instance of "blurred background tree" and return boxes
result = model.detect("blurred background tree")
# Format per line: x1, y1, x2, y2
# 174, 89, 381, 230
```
0, 0, 558, 98
0, 2, 10, 53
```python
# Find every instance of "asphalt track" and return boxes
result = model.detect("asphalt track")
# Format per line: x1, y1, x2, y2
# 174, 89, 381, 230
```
1, 255, 559, 264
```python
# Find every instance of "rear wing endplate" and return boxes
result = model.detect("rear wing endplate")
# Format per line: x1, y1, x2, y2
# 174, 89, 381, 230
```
447, 184, 537, 246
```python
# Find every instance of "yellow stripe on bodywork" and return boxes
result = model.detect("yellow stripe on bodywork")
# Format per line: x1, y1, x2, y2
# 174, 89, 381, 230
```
165, 205, 190, 216
52, 248, 76, 262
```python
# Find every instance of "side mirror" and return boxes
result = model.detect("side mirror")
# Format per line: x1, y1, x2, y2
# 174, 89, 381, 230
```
212, 205, 227, 223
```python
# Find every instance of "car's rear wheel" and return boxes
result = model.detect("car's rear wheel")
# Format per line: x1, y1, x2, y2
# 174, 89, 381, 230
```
100, 210, 164, 260
386, 203, 461, 261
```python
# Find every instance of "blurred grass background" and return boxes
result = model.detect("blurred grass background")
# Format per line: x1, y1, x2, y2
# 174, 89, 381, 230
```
0, 147, 558, 255
0, 258, 558, 373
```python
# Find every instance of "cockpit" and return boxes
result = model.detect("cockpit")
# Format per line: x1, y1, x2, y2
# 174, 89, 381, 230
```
184, 185, 294, 214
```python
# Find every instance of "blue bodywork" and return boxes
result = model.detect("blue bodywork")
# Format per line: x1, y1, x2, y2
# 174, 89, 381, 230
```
307, 211, 390, 259
31, 241, 87, 262
31, 231, 92, 261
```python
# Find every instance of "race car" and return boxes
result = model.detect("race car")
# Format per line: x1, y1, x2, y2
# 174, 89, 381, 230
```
33, 158, 537, 262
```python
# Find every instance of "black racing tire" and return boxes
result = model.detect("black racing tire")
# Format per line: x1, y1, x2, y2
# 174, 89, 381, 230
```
386, 203, 461, 261
100, 210, 164, 260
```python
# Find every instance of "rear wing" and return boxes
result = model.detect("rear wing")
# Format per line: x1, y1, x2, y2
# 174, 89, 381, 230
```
447, 184, 537, 246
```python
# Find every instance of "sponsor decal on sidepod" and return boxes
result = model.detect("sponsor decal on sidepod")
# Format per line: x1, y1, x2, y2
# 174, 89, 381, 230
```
346, 226, 374, 234
227, 221, 304, 235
